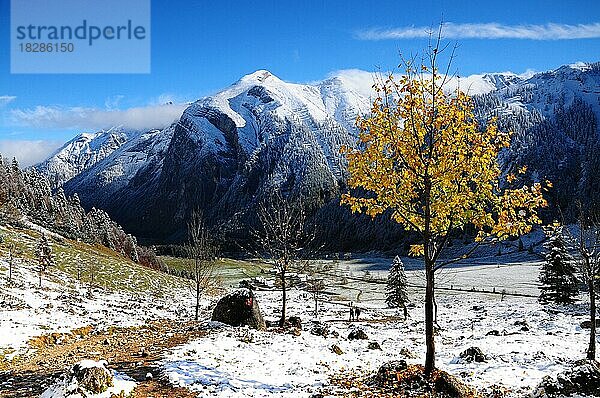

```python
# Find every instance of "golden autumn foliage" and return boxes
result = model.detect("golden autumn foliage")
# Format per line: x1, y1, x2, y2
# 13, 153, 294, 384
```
341, 67, 547, 256
341, 49, 548, 375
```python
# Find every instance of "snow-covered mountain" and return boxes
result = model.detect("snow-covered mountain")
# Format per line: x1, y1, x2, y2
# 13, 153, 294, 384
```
35, 62, 600, 245
36, 70, 378, 242
36, 127, 133, 188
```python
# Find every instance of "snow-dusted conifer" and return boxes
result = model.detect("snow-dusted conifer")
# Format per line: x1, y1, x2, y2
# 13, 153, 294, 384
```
386, 255, 409, 318
539, 225, 579, 304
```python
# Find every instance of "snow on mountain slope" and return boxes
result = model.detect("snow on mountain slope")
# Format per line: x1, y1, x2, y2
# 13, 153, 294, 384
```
501, 62, 600, 117
186, 70, 370, 154
330, 68, 523, 97
63, 125, 175, 207
35, 67, 530, 192
133, 69, 372, 237
35, 127, 135, 188
35, 62, 600, 244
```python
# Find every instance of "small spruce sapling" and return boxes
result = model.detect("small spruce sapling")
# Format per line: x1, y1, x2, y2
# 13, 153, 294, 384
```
539, 224, 579, 304
386, 256, 410, 319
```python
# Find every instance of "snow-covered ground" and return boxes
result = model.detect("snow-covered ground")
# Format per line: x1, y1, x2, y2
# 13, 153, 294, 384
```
162, 256, 595, 397
41, 360, 137, 398
1, 240, 595, 397
0, 255, 194, 360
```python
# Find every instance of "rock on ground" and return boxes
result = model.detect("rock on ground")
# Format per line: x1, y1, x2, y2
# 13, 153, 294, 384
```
348, 328, 369, 340
459, 347, 487, 363
211, 288, 266, 330
71, 360, 114, 394
40, 359, 137, 398
536, 359, 600, 397
374, 360, 408, 386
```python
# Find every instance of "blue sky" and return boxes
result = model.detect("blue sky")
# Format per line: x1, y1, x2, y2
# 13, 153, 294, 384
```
1, 0, 599, 165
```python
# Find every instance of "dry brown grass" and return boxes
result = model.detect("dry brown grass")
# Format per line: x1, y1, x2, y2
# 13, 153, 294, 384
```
2, 319, 208, 397
328, 365, 481, 398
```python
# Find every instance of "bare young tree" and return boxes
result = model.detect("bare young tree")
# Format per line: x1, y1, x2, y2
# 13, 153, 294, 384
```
7, 242, 16, 284
74, 253, 83, 282
307, 277, 325, 318
187, 210, 218, 321
253, 191, 312, 327
304, 260, 331, 319
35, 234, 54, 288
574, 214, 600, 360
87, 259, 101, 297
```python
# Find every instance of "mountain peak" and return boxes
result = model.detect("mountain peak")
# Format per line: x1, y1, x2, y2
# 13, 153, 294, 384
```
566, 61, 591, 71
240, 70, 278, 84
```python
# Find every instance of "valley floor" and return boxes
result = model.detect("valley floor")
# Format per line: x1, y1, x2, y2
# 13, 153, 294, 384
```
0, 228, 597, 397
162, 262, 594, 397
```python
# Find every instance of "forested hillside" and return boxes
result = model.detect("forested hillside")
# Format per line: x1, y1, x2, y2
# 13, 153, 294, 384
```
0, 157, 161, 268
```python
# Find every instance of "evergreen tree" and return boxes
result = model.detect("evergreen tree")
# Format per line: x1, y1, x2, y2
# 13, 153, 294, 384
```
539, 225, 579, 304
386, 256, 409, 319
0, 153, 159, 269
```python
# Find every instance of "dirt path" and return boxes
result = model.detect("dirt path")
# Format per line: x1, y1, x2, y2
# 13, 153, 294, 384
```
0, 319, 206, 397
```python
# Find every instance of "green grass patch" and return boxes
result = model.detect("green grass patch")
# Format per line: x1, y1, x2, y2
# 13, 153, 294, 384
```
0, 225, 192, 296
0, 224, 274, 297
160, 255, 268, 284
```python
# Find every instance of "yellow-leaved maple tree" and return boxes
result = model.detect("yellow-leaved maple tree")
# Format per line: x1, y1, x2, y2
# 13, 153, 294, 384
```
341, 50, 547, 375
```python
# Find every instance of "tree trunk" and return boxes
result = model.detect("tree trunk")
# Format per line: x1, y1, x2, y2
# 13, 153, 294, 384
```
433, 288, 438, 325
195, 278, 200, 321
423, 177, 435, 376
279, 269, 287, 327
424, 256, 436, 375
588, 277, 596, 360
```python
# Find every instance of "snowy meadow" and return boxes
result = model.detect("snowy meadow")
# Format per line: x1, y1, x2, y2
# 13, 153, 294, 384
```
161, 255, 594, 397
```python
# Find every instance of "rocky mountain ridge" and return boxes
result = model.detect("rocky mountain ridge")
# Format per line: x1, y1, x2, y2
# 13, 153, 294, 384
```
35, 62, 600, 248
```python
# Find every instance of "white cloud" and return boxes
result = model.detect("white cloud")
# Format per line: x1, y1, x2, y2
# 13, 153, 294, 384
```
0, 96, 16, 107
10, 102, 187, 131
104, 95, 124, 110
357, 22, 600, 40
0, 140, 62, 167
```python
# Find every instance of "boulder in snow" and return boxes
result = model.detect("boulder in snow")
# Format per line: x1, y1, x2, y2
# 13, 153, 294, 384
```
211, 289, 266, 330
310, 322, 330, 337
514, 320, 530, 331
331, 344, 344, 355
348, 328, 368, 340
399, 347, 418, 359
535, 359, 600, 397
367, 341, 381, 350
41, 359, 136, 398
71, 360, 113, 394
374, 360, 407, 385
433, 371, 479, 397
375, 360, 477, 397
459, 347, 487, 363
286, 316, 302, 330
